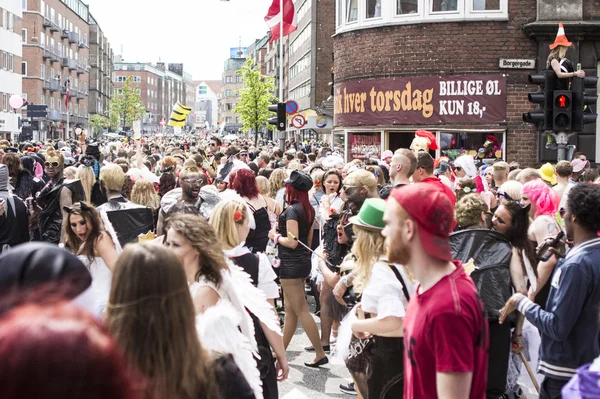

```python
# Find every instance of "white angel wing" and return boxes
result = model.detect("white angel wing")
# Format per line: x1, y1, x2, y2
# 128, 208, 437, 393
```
196, 301, 262, 399
227, 261, 282, 336
99, 210, 123, 253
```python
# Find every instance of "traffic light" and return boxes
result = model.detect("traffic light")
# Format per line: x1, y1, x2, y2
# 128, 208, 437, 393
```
268, 102, 286, 131
572, 76, 598, 132
523, 71, 556, 130
553, 91, 572, 132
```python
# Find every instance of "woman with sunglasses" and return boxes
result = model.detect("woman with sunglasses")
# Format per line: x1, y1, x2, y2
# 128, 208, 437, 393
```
63, 201, 118, 316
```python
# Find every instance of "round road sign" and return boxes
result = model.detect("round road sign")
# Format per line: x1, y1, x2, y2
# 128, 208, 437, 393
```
286, 100, 299, 115
291, 114, 306, 129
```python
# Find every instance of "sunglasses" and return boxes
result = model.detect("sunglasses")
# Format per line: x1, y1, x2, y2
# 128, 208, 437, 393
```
209, 143, 217, 147
455, 166, 463, 171
342, 184, 359, 191
44, 162, 60, 168
182, 179, 203, 185
498, 191, 515, 201
559, 208, 566, 218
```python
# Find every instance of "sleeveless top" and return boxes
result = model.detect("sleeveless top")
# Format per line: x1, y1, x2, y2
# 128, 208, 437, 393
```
73, 256, 112, 317
245, 196, 270, 254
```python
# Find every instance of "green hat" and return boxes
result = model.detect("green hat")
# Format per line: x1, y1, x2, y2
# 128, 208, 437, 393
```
349, 198, 386, 231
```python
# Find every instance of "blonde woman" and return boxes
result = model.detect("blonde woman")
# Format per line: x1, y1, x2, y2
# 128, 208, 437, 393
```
64, 166, 78, 180
210, 199, 286, 399
256, 176, 270, 196
342, 199, 413, 399
131, 179, 161, 232
256, 175, 281, 225
76, 165, 96, 204
269, 168, 287, 210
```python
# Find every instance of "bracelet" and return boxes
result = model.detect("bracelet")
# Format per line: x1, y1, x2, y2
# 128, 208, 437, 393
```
274, 234, 281, 245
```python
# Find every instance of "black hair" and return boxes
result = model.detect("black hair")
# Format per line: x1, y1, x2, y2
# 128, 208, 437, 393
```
567, 183, 600, 232
501, 200, 537, 276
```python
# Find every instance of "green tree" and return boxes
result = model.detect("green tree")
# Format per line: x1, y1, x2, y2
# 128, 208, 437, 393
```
108, 76, 146, 131
233, 58, 278, 146
89, 114, 108, 137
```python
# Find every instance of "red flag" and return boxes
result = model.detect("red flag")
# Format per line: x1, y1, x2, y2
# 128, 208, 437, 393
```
64, 86, 71, 108
265, 0, 297, 43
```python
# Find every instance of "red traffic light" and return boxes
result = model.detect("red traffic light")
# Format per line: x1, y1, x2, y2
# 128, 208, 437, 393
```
557, 94, 567, 108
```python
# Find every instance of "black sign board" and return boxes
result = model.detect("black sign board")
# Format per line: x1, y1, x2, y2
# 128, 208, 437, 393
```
26, 105, 48, 118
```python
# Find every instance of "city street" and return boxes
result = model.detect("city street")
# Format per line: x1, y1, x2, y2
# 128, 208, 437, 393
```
280, 296, 353, 399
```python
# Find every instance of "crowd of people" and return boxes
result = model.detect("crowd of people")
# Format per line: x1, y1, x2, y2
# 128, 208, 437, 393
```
0, 130, 599, 399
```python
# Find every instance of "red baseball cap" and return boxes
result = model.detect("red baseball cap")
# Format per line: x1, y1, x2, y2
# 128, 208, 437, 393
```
390, 183, 454, 262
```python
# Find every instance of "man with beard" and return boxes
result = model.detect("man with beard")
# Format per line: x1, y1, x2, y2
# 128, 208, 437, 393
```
382, 183, 488, 399
34, 149, 83, 244
332, 170, 380, 304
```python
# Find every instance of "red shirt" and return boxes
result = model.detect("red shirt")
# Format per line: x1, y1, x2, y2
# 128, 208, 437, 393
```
403, 261, 488, 399
421, 177, 456, 206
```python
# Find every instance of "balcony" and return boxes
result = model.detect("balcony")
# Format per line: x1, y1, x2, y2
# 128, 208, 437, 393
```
61, 29, 69, 39
43, 49, 52, 59
42, 18, 51, 28
48, 109, 61, 121
60, 86, 68, 95
76, 64, 85, 75
49, 49, 60, 63
42, 79, 51, 90
78, 41, 86, 49
77, 90, 85, 99
62, 58, 77, 70
61, 57, 69, 68
68, 31, 78, 44
50, 79, 60, 91
50, 22, 60, 32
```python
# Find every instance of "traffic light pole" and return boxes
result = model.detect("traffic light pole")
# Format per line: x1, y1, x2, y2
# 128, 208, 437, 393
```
278, 0, 285, 152
549, 131, 574, 162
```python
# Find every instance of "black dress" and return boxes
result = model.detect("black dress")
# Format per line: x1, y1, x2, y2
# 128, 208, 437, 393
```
229, 253, 278, 399
245, 197, 270, 254
277, 200, 313, 279
213, 353, 255, 399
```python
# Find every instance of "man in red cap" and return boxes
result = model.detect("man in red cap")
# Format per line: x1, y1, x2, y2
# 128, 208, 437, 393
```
382, 183, 488, 399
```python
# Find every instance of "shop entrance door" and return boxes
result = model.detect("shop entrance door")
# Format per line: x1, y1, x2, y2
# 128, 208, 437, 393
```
388, 132, 415, 152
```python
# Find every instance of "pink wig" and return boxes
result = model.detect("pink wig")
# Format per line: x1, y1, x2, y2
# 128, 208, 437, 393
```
522, 178, 559, 217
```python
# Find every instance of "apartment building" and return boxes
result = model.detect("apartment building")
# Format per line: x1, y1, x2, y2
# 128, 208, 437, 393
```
247, 35, 269, 76
88, 13, 112, 119
22, 0, 91, 140
220, 57, 245, 133
183, 71, 196, 131
0, 0, 22, 141
113, 60, 186, 133
194, 80, 220, 131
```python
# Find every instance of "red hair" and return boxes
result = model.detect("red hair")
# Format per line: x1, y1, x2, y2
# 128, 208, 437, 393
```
0, 302, 140, 399
231, 169, 260, 199
286, 183, 315, 222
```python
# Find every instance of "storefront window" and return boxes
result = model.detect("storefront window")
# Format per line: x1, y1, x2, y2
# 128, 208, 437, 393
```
349, 132, 381, 160
440, 131, 504, 161
432, 0, 458, 12
473, 0, 500, 10
396, 0, 418, 14
366, 0, 382, 18
346, 0, 358, 22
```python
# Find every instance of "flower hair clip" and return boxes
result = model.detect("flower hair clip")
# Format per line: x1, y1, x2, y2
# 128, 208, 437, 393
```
233, 210, 243, 222
463, 187, 472, 194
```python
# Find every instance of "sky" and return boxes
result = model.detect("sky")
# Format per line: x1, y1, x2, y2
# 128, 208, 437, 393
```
84, 0, 275, 80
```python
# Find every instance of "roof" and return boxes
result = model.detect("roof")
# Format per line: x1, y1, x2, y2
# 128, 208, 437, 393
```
194, 80, 222, 94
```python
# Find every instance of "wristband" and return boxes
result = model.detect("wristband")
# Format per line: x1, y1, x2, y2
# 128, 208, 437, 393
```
340, 276, 350, 288
274, 234, 281, 244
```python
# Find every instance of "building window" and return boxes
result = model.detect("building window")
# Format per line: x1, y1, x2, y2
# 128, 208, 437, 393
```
236, 75, 242, 83
290, 26, 311, 55
21, 61, 27, 76
225, 76, 232, 83
296, 0, 312, 20
22, 0, 27, 9
366, 0, 382, 18
290, 52, 311, 78
133, 76, 141, 82
225, 89, 232, 97
346, 0, 358, 22
21, 28, 27, 43
289, 80, 310, 100
40, 64, 45, 79
337, 0, 507, 33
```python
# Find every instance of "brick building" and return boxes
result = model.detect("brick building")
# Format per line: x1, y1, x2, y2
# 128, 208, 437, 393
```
22, 0, 91, 140
333, 0, 598, 165
113, 60, 186, 133
287, 0, 335, 141
0, 0, 22, 141
220, 56, 245, 133
88, 14, 113, 121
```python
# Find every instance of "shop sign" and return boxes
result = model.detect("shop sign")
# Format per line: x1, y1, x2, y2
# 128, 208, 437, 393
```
349, 133, 380, 160
334, 75, 506, 126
